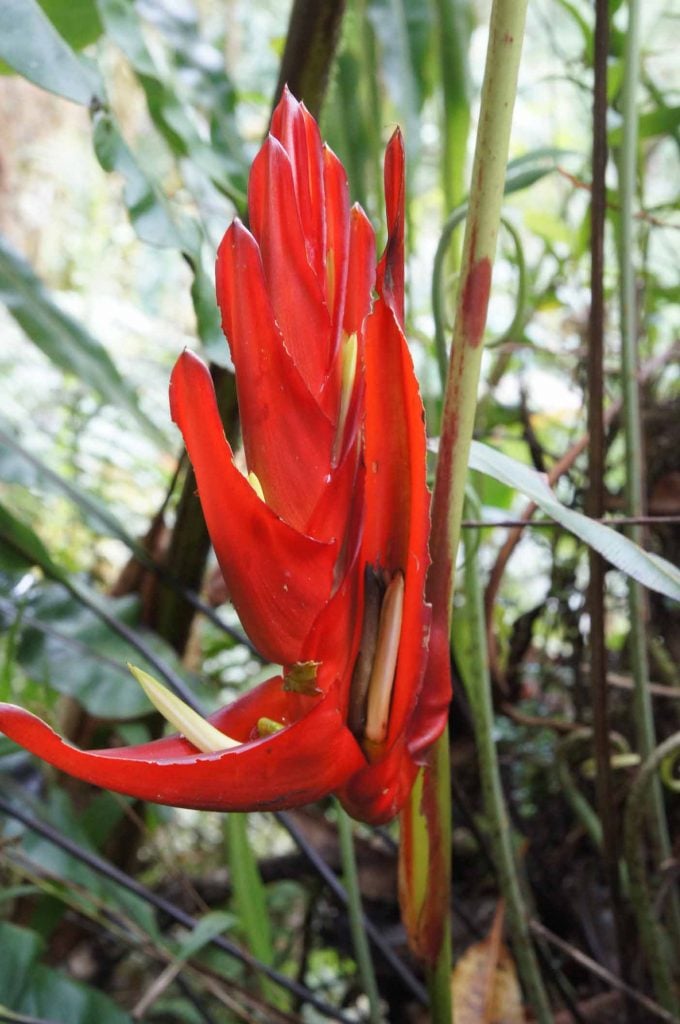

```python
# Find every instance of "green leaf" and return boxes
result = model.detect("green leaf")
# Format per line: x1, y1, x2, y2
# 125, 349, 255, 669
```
435, 0, 472, 212
322, 43, 375, 215
10, 583, 208, 721
505, 148, 578, 194
469, 468, 516, 514
0, 502, 61, 579
91, 112, 226, 357
0, 418, 135, 536
224, 813, 285, 1008
15, 587, 161, 719
0, 923, 42, 1007
175, 911, 236, 964
0, 0, 101, 104
38, 0, 103, 50
553, 0, 593, 61
0, 503, 210, 718
95, 0, 248, 206
92, 112, 198, 252
6, 787, 158, 940
0, 236, 165, 445
97, 0, 189, 155
609, 105, 680, 146
523, 208, 574, 247
467, 441, 680, 602
0, 922, 131, 1023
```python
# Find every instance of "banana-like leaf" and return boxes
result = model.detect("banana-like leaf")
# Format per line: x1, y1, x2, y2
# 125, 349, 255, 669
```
467, 440, 680, 601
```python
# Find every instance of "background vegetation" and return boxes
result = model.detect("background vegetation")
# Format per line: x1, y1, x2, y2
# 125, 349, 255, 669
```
0, 0, 678, 1020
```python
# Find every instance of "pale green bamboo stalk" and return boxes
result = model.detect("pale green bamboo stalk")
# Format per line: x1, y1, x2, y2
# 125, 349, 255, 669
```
336, 803, 383, 1024
615, 0, 680, 955
406, 1, 530, 1017
461, 525, 552, 1022
429, 0, 530, 587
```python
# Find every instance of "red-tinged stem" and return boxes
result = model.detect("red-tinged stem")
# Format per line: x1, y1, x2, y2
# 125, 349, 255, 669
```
402, 1, 530, 1018
430, 0, 528, 581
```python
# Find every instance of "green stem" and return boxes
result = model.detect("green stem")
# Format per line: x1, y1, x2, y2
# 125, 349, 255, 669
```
336, 803, 382, 1023
614, 0, 680, 956
433, 212, 527, 388
555, 729, 631, 894
224, 813, 284, 1010
427, 936, 453, 1022
429, 0, 529, 591
358, 0, 383, 214
425, 727, 454, 1020
462, 525, 552, 1022
556, 730, 606, 852
408, 1, 529, 1016
623, 733, 680, 1015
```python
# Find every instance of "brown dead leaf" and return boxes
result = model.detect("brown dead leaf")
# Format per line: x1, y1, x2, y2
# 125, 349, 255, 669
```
452, 902, 526, 1024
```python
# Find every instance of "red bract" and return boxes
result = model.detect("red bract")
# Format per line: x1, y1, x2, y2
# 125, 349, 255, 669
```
0, 89, 450, 824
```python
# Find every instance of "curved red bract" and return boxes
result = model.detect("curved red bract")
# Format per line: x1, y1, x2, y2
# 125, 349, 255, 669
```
0, 88, 450, 824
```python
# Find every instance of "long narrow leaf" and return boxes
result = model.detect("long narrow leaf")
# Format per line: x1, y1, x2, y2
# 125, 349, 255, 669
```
467, 440, 680, 601
224, 814, 284, 1008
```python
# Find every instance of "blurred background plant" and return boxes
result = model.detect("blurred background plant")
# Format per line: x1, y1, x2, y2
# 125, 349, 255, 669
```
0, 0, 679, 1021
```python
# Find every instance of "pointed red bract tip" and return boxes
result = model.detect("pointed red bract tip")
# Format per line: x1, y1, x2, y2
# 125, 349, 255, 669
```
377, 129, 406, 326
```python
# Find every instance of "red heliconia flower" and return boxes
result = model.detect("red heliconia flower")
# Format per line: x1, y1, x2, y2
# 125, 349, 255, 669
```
0, 89, 450, 824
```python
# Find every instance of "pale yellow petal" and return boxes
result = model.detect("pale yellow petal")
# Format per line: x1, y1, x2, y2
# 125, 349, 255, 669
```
364, 572, 405, 745
127, 663, 240, 753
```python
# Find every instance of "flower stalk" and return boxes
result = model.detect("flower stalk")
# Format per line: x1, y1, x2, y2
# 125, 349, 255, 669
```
400, 0, 530, 1016
431, 0, 530, 579
461, 521, 552, 1022
336, 803, 383, 1023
